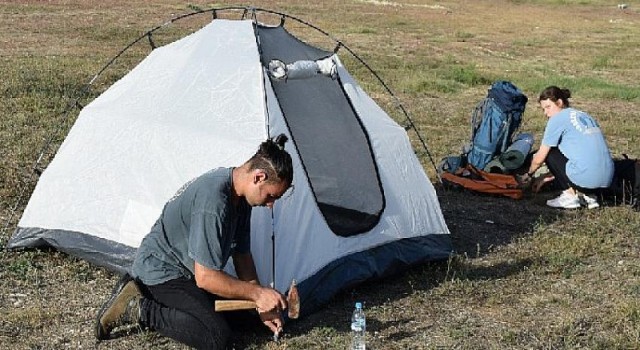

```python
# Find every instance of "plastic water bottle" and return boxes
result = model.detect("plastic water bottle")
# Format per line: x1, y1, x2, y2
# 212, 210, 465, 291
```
350, 302, 366, 350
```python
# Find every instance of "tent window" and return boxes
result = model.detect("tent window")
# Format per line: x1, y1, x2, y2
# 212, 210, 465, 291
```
257, 25, 384, 236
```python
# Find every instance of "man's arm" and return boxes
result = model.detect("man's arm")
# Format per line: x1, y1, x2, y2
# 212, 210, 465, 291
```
193, 261, 286, 312
231, 252, 285, 335
194, 259, 287, 334
232, 252, 259, 284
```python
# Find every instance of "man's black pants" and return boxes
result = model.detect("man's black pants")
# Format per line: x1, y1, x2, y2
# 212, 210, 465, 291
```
137, 277, 258, 350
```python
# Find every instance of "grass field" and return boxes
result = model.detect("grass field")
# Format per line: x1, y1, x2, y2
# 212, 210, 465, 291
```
1, 1, 639, 349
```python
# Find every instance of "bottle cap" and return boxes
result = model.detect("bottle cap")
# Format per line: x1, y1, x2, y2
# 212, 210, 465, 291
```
355, 302, 362, 308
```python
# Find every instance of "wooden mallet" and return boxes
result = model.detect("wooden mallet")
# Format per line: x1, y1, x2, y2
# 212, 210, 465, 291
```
214, 279, 300, 319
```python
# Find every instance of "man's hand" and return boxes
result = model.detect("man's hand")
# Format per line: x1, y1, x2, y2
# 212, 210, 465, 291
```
254, 286, 287, 335
254, 286, 288, 315
195, 262, 285, 311
257, 307, 284, 335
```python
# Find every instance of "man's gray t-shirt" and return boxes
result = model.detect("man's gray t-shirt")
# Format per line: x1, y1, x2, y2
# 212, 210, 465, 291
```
131, 167, 252, 285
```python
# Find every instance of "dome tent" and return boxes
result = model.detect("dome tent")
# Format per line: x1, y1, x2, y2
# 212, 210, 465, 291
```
8, 7, 451, 317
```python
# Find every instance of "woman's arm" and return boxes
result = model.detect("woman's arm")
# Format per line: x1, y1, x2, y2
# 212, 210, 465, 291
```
529, 144, 551, 176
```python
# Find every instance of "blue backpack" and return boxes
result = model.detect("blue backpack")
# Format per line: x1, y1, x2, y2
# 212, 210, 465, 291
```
466, 81, 528, 170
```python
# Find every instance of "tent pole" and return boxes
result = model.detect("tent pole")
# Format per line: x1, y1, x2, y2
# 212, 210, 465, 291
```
270, 208, 276, 289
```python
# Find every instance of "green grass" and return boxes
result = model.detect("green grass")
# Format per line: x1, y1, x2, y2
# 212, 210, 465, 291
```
1, 1, 640, 349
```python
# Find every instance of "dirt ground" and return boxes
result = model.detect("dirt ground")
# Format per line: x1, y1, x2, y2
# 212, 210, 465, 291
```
440, 186, 561, 256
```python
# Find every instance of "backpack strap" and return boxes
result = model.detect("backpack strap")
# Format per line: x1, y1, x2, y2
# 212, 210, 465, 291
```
470, 98, 489, 144
499, 112, 513, 154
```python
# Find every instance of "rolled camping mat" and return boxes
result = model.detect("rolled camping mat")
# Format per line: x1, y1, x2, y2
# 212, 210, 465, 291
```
484, 157, 507, 173
499, 132, 534, 170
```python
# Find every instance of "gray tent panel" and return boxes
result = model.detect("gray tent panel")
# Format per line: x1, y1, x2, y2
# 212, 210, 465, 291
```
257, 25, 384, 236
10, 227, 135, 274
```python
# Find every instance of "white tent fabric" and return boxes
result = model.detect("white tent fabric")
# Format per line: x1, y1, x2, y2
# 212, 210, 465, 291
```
11, 18, 450, 316
18, 20, 266, 247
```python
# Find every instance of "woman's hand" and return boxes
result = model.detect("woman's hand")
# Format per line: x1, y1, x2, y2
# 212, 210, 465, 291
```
516, 173, 533, 188
532, 173, 555, 193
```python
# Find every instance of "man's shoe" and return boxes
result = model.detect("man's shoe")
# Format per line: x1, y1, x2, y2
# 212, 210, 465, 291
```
96, 274, 142, 340
546, 191, 580, 209
579, 193, 600, 209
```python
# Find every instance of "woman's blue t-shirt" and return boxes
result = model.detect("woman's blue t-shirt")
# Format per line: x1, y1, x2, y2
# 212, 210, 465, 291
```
542, 108, 613, 189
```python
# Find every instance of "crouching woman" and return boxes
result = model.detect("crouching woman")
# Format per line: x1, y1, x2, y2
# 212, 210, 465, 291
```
525, 86, 614, 209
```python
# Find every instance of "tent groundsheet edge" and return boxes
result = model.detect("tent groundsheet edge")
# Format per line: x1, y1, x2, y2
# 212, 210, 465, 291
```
9, 227, 136, 275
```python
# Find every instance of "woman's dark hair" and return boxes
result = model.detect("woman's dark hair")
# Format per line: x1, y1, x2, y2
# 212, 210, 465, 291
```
538, 86, 571, 107
248, 133, 293, 185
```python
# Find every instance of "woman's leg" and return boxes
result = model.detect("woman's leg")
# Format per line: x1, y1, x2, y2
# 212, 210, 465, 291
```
544, 147, 572, 191
545, 147, 597, 195
543, 147, 585, 208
